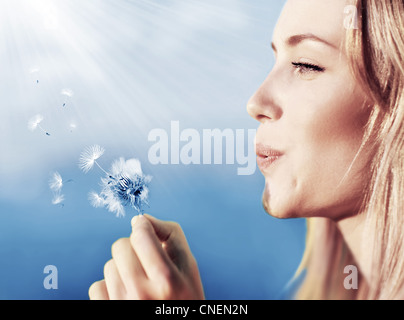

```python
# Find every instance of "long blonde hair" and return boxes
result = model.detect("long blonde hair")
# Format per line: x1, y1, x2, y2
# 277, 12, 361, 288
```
295, 0, 404, 300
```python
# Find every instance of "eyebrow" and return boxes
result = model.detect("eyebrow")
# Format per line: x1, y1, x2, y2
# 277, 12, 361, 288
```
271, 33, 337, 52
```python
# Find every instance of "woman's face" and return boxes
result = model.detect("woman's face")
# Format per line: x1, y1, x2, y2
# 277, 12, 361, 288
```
248, 0, 371, 220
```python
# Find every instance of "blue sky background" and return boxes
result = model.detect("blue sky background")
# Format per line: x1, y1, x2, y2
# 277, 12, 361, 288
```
0, 0, 306, 299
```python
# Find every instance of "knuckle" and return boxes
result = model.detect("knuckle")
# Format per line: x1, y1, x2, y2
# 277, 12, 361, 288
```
170, 221, 181, 232
189, 255, 198, 270
163, 221, 183, 240
171, 222, 186, 238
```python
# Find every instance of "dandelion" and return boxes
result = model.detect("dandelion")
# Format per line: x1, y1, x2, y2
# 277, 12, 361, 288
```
78, 144, 106, 174
101, 157, 152, 216
28, 114, 50, 136
80, 145, 151, 217
96, 158, 151, 217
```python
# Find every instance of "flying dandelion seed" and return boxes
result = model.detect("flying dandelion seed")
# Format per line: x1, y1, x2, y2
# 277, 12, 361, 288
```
61, 88, 74, 107
69, 123, 77, 132
52, 194, 65, 205
28, 114, 43, 130
78, 144, 106, 174
49, 173, 73, 207
79, 145, 151, 217
29, 66, 40, 84
27, 114, 50, 136
61, 89, 73, 97
49, 171, 63, 192
49, 171, 65, 207
29, 67, 40, 73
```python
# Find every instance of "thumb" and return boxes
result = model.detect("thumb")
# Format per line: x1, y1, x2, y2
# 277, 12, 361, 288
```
138, 214, 194, 269
141, 214, 177, 243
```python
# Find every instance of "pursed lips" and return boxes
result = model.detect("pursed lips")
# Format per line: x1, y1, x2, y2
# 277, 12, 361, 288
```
255, 143, 284, 171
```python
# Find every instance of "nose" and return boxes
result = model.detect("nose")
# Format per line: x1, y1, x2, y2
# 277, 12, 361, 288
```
246, 72, 283, 124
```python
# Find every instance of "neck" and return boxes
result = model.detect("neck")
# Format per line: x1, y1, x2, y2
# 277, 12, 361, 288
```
336, 212, 373, 285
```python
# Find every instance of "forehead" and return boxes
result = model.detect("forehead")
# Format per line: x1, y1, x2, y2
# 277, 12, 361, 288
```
273, 0, 349, 48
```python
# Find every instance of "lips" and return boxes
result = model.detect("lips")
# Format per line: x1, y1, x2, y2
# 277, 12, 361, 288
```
256, 143, 284, 171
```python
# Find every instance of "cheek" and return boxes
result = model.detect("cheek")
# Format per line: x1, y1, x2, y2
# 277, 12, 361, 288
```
282, 81, 370, 217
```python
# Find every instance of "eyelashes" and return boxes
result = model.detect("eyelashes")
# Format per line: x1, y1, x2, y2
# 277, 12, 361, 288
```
291, 62, 325, 74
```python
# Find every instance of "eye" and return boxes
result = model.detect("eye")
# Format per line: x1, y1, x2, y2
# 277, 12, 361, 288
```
292, 62, 325, 74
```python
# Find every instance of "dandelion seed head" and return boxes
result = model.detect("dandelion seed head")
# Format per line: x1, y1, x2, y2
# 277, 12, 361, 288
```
105, 194, 125, 217
139, 187, 149, 201
95, 187, 125, 217
49, 171, 63, 192
28, 114, 44, 131
107, 158, 150, 216
88, 157, 151, 217
79, 145, 105, 173
111, 158, 142, 177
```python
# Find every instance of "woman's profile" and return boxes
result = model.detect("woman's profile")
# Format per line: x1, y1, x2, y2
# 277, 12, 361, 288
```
89, 0, 404, 300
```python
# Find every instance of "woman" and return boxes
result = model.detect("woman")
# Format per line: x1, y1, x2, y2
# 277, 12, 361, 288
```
89, 0, 404, 300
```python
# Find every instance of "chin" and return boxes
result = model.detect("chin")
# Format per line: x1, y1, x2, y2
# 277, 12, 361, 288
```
261, 174, 305, 219
262, 190, 300, 220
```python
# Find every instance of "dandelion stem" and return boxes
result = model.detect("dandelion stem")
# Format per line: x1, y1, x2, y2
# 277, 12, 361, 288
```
95, 160, 109, 176
38, 124, 50, 136
38, 125, 46, 133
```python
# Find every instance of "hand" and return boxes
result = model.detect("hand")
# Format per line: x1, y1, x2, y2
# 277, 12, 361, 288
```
88, 214, 205, 300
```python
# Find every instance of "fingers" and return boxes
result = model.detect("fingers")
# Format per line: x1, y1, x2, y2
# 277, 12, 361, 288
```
103, 259, 126, 300
141, 214, 193, 269
90, 214, 204, 300
141, 214, 177, 242
130, 215, 205, 300
111, 238, 149, 298
130, 215, 175, 281
89, 280, 109, 300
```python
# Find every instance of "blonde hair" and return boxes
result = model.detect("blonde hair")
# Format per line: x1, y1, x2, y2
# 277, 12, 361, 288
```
295, 0, 404, 300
